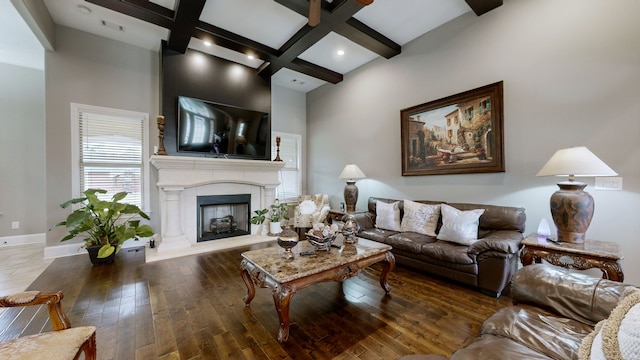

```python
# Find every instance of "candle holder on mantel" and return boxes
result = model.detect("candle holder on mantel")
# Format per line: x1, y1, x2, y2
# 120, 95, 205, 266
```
156, 115, 168, 155
273, 136, 282, 161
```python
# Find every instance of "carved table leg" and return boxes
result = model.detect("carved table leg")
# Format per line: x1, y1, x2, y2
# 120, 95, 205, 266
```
273, 284, 295, 343
241, 268, 255, 306
601, 261, 624, 282
380, 251, 396, 294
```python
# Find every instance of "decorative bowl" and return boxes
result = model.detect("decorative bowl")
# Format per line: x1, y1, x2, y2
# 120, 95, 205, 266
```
305, 232, 337, 251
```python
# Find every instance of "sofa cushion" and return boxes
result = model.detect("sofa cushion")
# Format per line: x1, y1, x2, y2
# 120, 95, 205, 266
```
420, 240, 475, 265
450, 334, 554, 360
436, 204, 485, 245
359, 228, 397, 243
480, 305, 592, 360
375, 200, 401, 231
385, 232, 436, 253
400, 200, 440, 237
579, 288, 640, 360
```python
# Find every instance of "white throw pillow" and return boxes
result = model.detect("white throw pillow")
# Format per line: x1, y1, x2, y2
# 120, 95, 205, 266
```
436, 204, 485, 245
375, 201, 401, 231
579, 288, 640, 360
400, 200, 440, 237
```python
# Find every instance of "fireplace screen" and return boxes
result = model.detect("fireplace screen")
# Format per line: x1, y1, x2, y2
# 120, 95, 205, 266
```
197, 194, 251, 242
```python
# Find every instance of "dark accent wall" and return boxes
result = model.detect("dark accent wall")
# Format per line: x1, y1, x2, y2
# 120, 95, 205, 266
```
161, 42, 271, 156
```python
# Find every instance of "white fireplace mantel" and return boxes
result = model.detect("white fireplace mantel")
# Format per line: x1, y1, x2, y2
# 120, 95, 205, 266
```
149, 155, 284, 256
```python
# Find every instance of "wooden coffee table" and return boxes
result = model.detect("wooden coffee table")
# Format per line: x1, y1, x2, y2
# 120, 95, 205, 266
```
240, 238, 395, 343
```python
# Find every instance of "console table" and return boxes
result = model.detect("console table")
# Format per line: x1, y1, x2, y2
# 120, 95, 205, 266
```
520, 234, 624, 282
326, 209, 368, 224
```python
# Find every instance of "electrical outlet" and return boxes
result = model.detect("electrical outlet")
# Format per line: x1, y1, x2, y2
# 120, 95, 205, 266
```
11, 221, 19, 230
594, 177, 623, 191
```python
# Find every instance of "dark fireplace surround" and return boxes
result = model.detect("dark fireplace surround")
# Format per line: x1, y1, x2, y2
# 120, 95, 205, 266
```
197, 194, 251, 242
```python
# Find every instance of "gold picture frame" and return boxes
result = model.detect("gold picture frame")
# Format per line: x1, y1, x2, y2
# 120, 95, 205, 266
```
401, 81, 504, 176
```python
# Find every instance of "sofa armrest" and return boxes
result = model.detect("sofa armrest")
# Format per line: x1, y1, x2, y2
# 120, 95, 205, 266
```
511, 264, 637, 325
351, 212, 375, 231
468, 230, 522, 255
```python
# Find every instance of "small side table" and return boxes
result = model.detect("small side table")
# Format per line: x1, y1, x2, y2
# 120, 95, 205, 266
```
520, 234, 624, 282
326, 209, 368, 224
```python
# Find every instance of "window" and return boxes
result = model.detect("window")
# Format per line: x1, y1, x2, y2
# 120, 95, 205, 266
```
71, 103, 149, 210
271, 132, 301, 203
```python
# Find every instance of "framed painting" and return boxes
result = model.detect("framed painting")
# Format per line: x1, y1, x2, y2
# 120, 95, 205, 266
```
400, 81, 504, 176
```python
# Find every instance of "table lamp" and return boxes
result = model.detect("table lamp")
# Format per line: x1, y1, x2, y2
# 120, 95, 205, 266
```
339, 164, 366, 212
536, 146, 617, 243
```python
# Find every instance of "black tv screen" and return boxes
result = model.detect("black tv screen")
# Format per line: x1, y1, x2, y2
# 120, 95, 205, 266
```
177, 96, 270, 159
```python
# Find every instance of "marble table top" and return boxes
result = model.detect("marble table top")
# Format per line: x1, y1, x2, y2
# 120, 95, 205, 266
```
522, 233, 623, 260
241, 237, 392, 283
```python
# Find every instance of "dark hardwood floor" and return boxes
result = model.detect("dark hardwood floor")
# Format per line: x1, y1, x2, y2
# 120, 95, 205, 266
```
0, 242, 513, 359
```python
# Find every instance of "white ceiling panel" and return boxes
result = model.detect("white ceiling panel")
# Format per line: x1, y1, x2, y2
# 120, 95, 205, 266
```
298, 32, 379, 75
43, 0, 169, 51
150, 0, 177, 11
188, 37, 265, 69
272, 67, 327, 93
199, 0, 307, 50
354, 0, 471, 45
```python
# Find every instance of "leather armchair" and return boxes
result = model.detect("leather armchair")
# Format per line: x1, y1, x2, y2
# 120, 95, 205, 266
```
292, 194, 330, 229
0, 291, 96, 360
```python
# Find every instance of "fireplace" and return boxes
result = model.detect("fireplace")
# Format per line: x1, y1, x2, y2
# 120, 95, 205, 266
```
149, 155, 284, 255
197, 194, 251, 242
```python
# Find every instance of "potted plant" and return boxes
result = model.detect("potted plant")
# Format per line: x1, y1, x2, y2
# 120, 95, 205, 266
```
51, 188, 155, 264
250, 208, 269, 236
268, 200, 293, 235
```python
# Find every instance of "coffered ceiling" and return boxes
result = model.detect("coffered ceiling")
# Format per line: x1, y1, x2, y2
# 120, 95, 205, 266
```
9, 0, 502, 92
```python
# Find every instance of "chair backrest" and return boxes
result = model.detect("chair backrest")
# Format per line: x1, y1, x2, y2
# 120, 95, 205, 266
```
293, 194, 330, 228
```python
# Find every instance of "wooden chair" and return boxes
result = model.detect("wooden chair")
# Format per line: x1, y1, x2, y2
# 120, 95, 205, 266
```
0, 291, 96, 360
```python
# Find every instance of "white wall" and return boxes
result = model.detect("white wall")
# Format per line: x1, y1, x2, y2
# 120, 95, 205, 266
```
271, 84, 307, 191
0, 62, 45, 239
307, 0, 640, 284
45, 26, 159, 249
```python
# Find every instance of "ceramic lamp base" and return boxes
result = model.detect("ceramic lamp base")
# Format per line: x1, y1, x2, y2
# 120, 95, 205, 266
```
550, 181, 593, 244
343, 181, 358, 212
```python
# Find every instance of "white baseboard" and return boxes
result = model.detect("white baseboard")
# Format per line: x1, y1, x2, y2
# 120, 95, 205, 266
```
44, 238, 151, 259
44, 243, 86, 259
0, 233, 45, 247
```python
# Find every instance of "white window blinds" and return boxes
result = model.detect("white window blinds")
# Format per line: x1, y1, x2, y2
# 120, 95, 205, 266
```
272, 132, 301, 202
72, 104, 148, 209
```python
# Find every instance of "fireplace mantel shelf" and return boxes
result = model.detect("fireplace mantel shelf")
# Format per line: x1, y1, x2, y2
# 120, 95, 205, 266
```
150, 155, 284, 171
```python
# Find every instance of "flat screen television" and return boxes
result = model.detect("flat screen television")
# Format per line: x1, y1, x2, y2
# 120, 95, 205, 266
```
177, 96, 270, 159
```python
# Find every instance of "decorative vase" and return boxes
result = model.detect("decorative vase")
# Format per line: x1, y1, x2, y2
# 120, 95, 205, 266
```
86, 245, 116, 265
342, 215, 359, 244
277, 226, 299, 259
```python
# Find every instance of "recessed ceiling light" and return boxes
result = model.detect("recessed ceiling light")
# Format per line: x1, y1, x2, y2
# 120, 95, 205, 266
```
248, 55, 255, 60
337, 50, 345, 56
77, 5, 92, 14
203, 41, 211, 46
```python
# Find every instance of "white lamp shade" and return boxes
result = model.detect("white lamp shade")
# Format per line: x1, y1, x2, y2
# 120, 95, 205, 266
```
339, 164, 366, 180
536, 146, 617, 177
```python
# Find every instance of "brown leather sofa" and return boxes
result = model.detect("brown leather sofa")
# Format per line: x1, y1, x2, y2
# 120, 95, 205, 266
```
350, 197, 526, 297
445, 264, 637, 359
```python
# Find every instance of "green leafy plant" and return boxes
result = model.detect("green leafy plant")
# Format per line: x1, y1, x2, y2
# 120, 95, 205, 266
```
250, 208, 269, 225
51, 189, 154, 259
269, 201, 293, 223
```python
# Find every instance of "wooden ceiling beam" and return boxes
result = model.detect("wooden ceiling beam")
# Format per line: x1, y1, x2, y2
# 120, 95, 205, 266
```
166, 0, 207, 53
465, 0, 503, 16
86, 0, 174, 28
194, 23, 280, 60
337, 18, 400, 59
